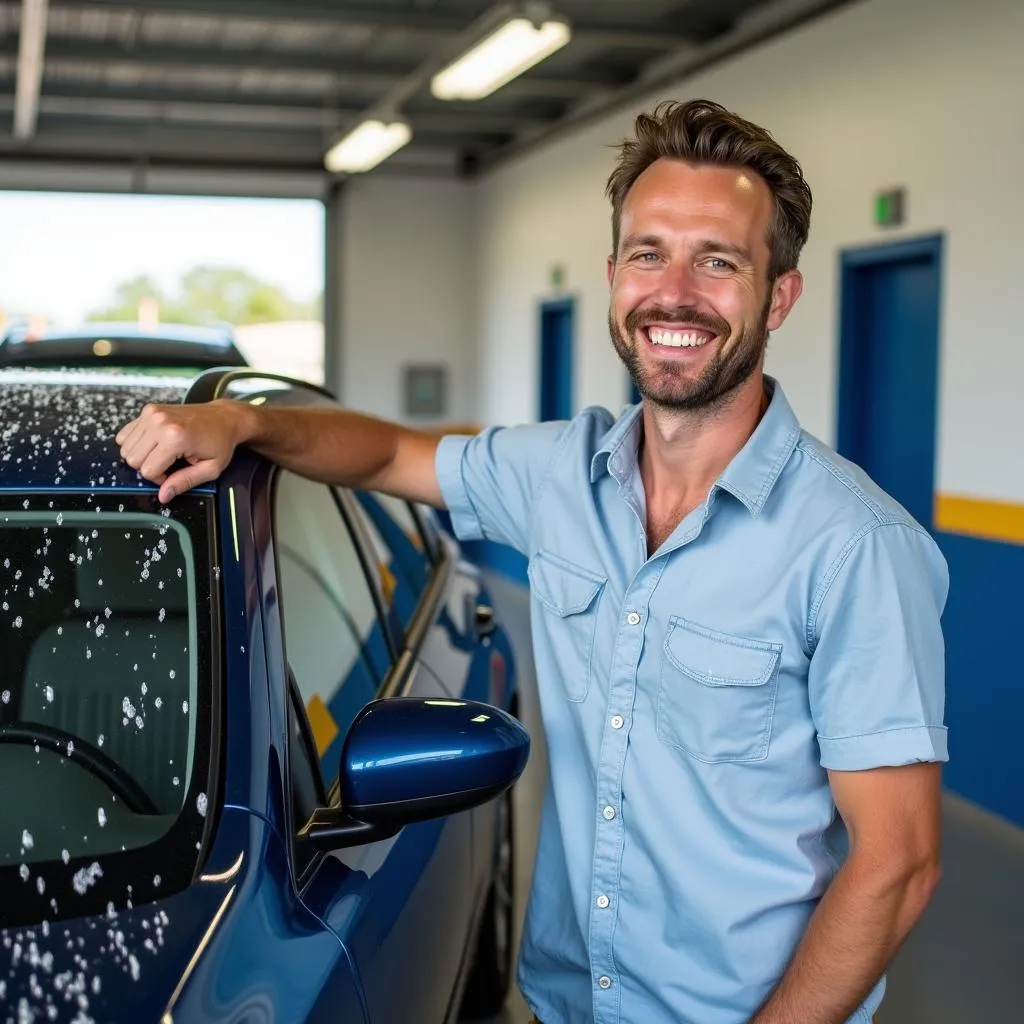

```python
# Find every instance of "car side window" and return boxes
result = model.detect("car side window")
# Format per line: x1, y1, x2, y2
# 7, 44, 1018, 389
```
274, 471, 393, 791
352, 492, 434, 635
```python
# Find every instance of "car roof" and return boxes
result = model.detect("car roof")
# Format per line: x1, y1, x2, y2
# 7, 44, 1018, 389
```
0, 368, 334, 493
0, 369, 194, 492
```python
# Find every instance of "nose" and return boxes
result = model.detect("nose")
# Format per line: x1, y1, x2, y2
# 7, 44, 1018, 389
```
653, 258, 703, 310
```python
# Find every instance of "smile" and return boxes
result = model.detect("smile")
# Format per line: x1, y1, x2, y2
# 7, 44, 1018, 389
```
645, 327, 714, 348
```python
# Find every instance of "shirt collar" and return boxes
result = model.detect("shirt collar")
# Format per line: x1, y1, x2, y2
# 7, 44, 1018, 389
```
589, 376, 801, 517
590, 401, 645, 484
715, 377, 801, 516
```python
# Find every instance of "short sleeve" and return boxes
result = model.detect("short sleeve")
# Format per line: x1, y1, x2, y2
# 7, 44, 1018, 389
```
807, 521, 950, 771
435, 421, 571, 553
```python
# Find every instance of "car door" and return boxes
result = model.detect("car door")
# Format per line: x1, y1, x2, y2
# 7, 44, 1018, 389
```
268, 469, 476, 1024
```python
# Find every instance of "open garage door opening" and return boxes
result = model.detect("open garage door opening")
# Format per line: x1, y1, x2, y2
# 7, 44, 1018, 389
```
0, 190, 326, 385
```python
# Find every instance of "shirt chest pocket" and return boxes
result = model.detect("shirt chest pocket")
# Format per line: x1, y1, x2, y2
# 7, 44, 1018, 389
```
527, 550, 605, 702
658, 616, 782, 763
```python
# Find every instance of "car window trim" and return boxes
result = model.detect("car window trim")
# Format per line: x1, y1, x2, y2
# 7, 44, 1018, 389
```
376, 526, 455, 701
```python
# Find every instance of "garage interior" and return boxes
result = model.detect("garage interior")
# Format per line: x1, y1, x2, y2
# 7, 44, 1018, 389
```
2, 1, 1023, 1023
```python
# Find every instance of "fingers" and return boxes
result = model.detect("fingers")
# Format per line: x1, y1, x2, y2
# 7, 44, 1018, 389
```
120, 411, 187, 486
159, 459, 225, 504
114, 416, 140, 447
116, 402, 238, 503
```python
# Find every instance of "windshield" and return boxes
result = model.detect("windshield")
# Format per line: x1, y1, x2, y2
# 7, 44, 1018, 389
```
0, 492, 219, 928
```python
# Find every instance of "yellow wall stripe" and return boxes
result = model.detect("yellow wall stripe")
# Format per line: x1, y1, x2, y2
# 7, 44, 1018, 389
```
934, 493, 1024, 546
305, 694, 340, 757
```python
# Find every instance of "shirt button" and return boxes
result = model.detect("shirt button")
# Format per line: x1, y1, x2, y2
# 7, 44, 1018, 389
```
626, 611, 641, 626
596, 894, 610, 909
610, 715, 624, 730
602, 805, 616, 821
598, 976, 612, 990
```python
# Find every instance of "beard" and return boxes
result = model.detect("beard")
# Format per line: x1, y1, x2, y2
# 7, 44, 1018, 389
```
611, 297, 771, 412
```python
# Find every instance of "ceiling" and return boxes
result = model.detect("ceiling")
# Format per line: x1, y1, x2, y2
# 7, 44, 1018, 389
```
0, 0, 858, 182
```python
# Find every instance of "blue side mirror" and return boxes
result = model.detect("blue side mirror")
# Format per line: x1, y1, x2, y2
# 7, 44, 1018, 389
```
298, 698, 530, 851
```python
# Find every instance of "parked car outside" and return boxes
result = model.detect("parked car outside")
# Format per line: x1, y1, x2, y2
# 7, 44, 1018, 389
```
0, 367, 528, 1023
0, 322, 248, 374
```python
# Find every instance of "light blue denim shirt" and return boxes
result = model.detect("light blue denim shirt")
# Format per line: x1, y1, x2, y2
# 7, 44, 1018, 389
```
436, 378, 948, 1024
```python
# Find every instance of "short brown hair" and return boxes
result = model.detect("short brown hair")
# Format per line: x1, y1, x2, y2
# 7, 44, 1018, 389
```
605, 99, 812, 281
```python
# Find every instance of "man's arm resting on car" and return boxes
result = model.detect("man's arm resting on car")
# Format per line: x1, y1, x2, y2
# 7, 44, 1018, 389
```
116, 400, 445, 507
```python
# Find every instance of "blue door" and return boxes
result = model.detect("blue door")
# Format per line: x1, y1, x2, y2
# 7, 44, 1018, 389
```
837, 235, 943, 530
539, 298, 574, 421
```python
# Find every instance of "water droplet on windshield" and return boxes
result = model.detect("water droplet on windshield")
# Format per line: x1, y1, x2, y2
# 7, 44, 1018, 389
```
196, 793, 208, 817
97, 808, 107, 828
21, 830, 34, 850
72, 862, 103, 895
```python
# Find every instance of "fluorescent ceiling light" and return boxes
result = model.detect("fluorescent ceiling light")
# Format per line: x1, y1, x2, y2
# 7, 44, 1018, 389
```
431, 15, 571, 101
323, 119, 412, 174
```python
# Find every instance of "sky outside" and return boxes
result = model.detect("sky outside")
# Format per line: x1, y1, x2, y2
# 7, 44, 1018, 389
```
0, 191, 325, 326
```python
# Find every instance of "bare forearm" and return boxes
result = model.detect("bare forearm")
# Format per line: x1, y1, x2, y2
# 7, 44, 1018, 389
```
751, 854, 939, 1024
237, 403, 444, 505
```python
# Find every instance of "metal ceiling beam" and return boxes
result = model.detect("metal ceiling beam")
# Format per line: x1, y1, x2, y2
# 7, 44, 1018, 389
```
0, 37, 617, 98
14, 0, 49, 139
60, 0, 697, 50
0, 117, 465, 169
0, 92, 541, 134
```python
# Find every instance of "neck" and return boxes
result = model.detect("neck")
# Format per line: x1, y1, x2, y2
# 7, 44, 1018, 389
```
639, 372, 768, 516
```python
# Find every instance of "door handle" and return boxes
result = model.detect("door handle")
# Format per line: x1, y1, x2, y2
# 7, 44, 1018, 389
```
474, 604, 497, 638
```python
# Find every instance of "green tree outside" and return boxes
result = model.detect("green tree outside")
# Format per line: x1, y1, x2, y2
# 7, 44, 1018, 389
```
87, 266, 322, 326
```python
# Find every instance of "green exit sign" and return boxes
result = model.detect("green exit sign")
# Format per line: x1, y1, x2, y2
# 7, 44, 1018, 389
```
874, 188, 905, 227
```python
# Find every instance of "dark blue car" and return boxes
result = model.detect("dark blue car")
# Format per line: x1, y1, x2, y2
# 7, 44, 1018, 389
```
0, 368, 529, 1023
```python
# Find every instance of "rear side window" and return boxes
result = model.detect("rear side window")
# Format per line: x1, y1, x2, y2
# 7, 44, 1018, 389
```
274, 472, 393, 790
353, 492, 434, 633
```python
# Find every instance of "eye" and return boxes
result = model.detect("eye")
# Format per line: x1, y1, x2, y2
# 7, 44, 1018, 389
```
633, 251, 661, 263
704, 257, 735, 271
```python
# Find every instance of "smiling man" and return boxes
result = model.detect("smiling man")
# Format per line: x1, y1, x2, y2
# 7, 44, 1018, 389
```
116, 99, 948, 1024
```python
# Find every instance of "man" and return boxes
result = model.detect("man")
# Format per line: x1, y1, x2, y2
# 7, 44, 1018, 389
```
116, 99, 948, 1024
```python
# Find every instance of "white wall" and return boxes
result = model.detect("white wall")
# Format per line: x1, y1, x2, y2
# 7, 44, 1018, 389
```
473, 0, 1024, 503
340, 176, 477, 426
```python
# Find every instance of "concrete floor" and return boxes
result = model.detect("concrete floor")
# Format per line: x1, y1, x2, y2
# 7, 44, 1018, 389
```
480, 571, 1024, 1024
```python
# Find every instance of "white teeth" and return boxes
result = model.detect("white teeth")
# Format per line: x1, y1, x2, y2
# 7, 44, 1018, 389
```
648, 328, 709, 348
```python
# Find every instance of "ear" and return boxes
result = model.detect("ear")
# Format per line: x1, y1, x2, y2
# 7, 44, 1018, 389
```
766, 269, 803, 332
606, 254, 615, 287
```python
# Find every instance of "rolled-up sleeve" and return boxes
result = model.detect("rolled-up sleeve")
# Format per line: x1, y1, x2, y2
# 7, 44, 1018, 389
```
435, 421, 571, 553
807, 520, 950, 771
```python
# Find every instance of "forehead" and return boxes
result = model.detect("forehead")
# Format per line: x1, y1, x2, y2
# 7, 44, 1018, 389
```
620, 158, 773, 240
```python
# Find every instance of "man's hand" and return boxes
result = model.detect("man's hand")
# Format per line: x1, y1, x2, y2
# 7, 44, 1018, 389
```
116, 399, 251, 504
